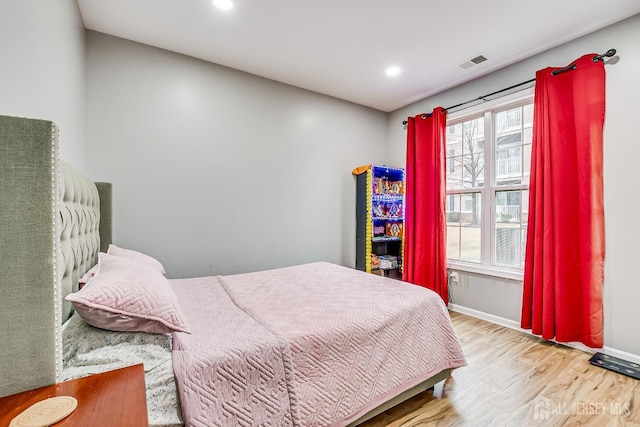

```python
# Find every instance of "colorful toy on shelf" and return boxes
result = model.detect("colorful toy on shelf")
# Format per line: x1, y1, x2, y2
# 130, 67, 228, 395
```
386, 221, 404, 238
370, 254, 380, 268
378, 255, 398, 270
373, 200, 386, 218
390, 181, 404, 195
386, 201, 403, 218
372, 178, 385, 195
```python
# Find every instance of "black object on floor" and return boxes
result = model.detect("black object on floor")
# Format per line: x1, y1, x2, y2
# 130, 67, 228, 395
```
589, 352, 640, 380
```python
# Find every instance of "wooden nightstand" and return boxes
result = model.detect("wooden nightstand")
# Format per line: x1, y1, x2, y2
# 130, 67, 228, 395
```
0, 364, 148, 426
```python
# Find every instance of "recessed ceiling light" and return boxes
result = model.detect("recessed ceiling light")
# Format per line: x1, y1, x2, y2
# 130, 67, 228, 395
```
213, 0, 233, 11
385, 66, 402, 77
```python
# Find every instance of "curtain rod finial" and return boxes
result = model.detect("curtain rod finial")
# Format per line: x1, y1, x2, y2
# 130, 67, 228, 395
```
593, 48, 616, 62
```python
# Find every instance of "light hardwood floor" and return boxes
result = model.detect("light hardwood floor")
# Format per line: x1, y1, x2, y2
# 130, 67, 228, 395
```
361, 311, 639, 426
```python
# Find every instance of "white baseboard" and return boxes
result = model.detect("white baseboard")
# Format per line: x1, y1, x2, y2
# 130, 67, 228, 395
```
449, 304, 522, 331
601, 346, 640, 366
448, 303, 640, 365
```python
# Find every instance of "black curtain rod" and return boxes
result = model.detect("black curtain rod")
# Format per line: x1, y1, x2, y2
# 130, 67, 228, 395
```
402, 48, 617, 125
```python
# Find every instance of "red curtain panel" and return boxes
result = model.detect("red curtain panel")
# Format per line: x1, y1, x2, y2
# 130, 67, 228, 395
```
521, 54, 606, 348
403, 108, 448, 304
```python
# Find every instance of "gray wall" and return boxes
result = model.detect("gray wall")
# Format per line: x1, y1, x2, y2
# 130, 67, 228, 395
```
4, 1, 636, 359
0, 0, 85, 167
85, 31, 388, 278
388, 14, 640, 357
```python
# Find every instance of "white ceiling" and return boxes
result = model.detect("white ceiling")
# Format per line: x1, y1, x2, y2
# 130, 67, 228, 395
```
77, 0, 640, 112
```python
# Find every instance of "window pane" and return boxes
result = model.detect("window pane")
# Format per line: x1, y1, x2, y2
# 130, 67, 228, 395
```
446, 121, 462, 190
446, 194, 461, 224
523, 104, 534, 129
462, 152, 484, 188
462, 119, 484, 154
446, 123, 463, 156
446, 193, 461, 259
495, 228, 521, 267
523, 143, 532, 182
461, 117, 484, 190
496, 107, 521, 129
521, 190, 529, 267
460, 193, 481, 263
461, 193, 481, 224
524, 127, 533, 144
460, 227, 481, 263
522, 105, 533, 184
495, 105, 532, 187
446, 192, 481, 263
447, 149, 455, 173
447, 226, 460, 260
447, 117, 484, 190
447, 156, 464, 190
522, 190, 529, 223
521, 228, 527, 267
495, 190, 527, 268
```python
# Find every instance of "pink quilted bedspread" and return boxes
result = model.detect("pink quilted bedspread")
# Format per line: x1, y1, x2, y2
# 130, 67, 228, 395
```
171, 262, 466, 427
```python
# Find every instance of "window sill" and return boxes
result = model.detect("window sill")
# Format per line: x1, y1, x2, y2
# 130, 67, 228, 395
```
447, 261, 524, 282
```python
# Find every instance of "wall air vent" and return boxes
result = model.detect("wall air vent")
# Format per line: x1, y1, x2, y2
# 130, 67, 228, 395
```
458, 55, 488, 70
470, 55, 488, 64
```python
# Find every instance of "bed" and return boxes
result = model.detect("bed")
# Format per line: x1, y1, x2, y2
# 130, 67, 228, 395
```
0, 115, 466, 426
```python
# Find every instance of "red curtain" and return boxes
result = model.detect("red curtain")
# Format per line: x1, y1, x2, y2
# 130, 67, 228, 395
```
521, 54, 606, 348
403, 108, 448, 304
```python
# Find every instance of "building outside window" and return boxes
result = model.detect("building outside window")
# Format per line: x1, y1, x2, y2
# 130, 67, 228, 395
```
445, 90, 533, 278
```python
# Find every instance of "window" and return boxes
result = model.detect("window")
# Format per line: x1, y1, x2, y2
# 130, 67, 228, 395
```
447, 194, 455, 212
448, 149, 456, 173
445, 90, 533, 277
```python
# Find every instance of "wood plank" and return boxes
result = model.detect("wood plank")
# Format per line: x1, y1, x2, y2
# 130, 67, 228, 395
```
360, 312, 640, 426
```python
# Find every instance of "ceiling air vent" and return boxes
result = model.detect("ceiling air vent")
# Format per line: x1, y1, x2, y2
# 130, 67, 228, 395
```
458, 54, 488, 70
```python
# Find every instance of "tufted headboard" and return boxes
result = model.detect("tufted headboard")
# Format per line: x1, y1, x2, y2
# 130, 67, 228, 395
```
0, 115, 112, 398
58, 161, 112, 319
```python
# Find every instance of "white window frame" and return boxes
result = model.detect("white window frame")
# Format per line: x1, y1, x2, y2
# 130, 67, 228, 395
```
446, 87, 534, 281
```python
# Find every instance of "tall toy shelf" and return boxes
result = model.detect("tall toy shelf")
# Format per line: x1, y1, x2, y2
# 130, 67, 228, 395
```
353, 164, 405, 279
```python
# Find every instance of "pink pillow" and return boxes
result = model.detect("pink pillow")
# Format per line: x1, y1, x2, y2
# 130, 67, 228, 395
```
78, 245, 166, 288
66, 253, 190, 334
79, 265, 98, 287
107, 244, 166, 274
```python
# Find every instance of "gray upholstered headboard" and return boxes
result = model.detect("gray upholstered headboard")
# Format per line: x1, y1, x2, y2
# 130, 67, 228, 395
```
0, 115, 112, 398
